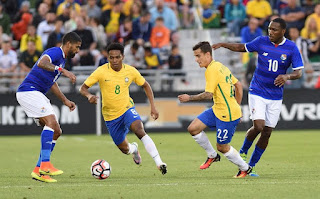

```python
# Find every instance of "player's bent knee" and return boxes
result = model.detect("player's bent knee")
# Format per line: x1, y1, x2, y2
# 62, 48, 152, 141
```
216, 144, 229, 153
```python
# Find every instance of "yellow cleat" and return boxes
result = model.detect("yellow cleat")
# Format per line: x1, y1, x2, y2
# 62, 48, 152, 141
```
31, 172, 57, 183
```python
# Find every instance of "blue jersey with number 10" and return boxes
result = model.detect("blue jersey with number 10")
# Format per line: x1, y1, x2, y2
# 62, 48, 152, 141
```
245, 36, 304, 100
17, 47, 66, 94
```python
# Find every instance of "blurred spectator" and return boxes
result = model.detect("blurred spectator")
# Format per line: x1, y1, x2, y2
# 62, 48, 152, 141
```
100, 0, 126, 43
130, 2, 142, 20
36, 0, 56, 13
46, 19, 64, 49
73, 16, 97, 66
19, 40, 42, 74
13, 1, 31, 23
0, 36, 18, 76
150, 17, 171, 50
287, 27, 313, 88
246, 0, 272, 29
304, 4, 320, 35
64, 9, 77, 33
280, 0, 305, 30
37, 11, 56, 49
123, 41, 145, 69
20, 25, 43, 53
11, 12, 33, 41
79, 5, 90, 25
33, 3, 49, 28
178, 0, 194, 29
123, 0, 146, 17
98, 46, 109, 66
302, 0, 316, 17
89, 17, 107, 51
101, 0, 116, 11
84, 0, 102, 19
57, 2, 72, 23
0, 0, 18, 20
150, 0, 178, 32
115, 17, 132, 45
144, 46, 162, 69
301, 17, 318, 41
168, 44, 182, 70
132, 10, 153, 43
56, 0, 81, 16
240, 17, 263, 43
0, 2, 10, 35
224, 0, 246, 36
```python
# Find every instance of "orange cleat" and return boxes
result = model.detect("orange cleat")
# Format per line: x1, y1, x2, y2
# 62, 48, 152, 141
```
199, 154, 221, 170
233, 166, 253, 178
31, 167, 57, 183
39, 162, 63, 176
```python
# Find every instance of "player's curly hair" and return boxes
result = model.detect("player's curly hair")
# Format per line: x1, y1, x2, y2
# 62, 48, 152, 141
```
107, 43, 124, 55
192, 41, 212, 55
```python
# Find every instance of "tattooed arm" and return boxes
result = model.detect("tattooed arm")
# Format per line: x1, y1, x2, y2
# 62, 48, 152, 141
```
178, 92, 213, 103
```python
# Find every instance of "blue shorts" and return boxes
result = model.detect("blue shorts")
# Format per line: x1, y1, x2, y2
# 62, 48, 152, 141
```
197, 108, 240, 144
105, 107, 141, 145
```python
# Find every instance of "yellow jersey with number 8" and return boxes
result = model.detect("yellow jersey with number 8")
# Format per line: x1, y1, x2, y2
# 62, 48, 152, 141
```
205, 61, 242, 122
84, 63, 145, 121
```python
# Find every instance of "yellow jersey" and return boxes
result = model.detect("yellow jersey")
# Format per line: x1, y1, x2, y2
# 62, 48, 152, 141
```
246, 0, 272, 19
84, 63, 146, 121
205, 61, 242, 122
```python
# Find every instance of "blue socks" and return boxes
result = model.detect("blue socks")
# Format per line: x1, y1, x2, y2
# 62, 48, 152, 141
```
249, 145, 265, 167
239, 137, 253, 154
36, 126, 54, 166
36, 139, 56, 167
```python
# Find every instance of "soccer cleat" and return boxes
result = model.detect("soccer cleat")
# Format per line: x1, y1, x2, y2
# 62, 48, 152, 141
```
233, 166, 253, 178
158, 163, 167, 175
199, 154, 221, 170
31, 171, 57, 183
132, 142, 141, 165
240, 153, 247, 162
48, 162, 63, 175
249, 167, 259, 177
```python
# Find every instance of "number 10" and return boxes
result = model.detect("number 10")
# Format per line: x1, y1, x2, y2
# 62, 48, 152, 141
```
268, 59, 278, 72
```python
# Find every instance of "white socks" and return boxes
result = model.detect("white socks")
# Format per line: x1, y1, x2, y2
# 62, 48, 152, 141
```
192, 131, 217, 158
141, 135, 163, 166
127, 143, 138, 155
223, 146, 249, 171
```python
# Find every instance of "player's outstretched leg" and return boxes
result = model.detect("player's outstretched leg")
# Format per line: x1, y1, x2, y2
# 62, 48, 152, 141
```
131, 142, 141, 165
192, 131, 219, 169
141, 134, 167, 175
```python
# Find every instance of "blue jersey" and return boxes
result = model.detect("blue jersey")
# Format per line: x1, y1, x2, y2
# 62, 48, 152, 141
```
245, 36, 304, 100
17, 47, 66, 94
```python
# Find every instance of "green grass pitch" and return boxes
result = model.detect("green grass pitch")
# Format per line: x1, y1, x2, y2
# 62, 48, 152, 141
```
0, 130, 319, 199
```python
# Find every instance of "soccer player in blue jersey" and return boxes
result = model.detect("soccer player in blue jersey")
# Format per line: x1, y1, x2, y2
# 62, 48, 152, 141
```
16, 32, 82, 183
212, 18, 304, 177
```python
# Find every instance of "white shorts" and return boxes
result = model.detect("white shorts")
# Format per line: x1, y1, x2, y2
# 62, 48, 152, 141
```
248, 94, 282, 128
16, 91, 56, 119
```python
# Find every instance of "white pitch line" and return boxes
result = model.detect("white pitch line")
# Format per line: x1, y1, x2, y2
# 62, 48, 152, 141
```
1, 180, 318, 189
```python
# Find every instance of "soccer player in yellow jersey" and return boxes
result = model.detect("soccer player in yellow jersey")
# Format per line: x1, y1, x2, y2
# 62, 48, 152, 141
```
178, 41, 251, 178
79, 43, 167, 175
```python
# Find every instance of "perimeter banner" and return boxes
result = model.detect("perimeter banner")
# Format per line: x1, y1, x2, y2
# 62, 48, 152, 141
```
1, 89, 320, 135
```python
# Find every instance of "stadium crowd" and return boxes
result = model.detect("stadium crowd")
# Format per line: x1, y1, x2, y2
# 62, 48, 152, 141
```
1, 0, 320, 91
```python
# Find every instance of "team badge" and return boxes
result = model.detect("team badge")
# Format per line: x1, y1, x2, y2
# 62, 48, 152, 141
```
125, 77, 129, 82
280, 54, 287, 61
41, 107, 47, 113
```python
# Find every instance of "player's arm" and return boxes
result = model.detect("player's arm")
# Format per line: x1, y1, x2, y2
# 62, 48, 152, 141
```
234, 81, 243, 105
178, 92, 213, 102
79, 83, 99, 104
51, 82, 76, 111
212, 43, 246, 52
141, 80, 159, 120
274, 69, 303, 87
37, 55, 76, 83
